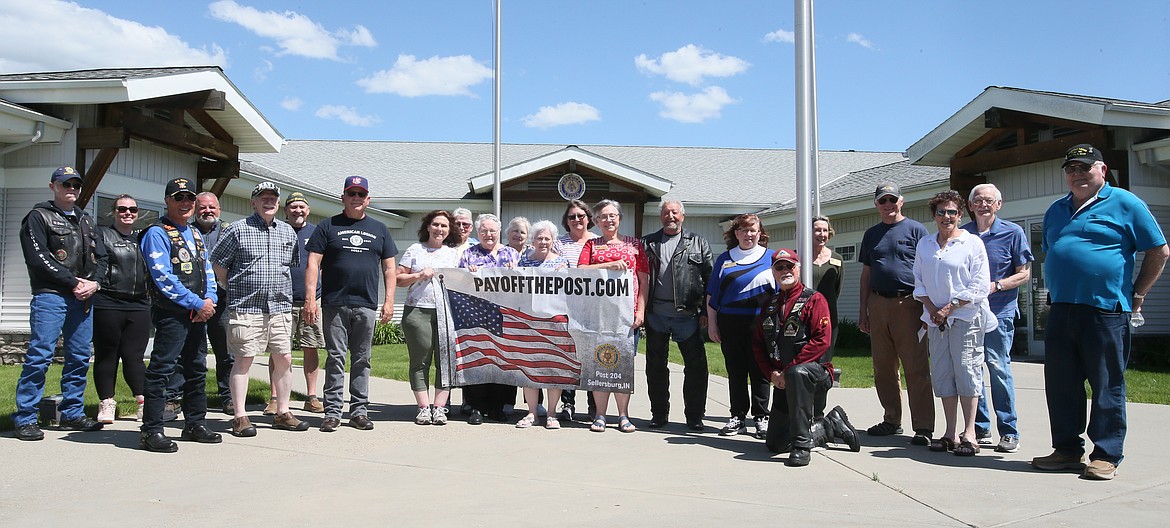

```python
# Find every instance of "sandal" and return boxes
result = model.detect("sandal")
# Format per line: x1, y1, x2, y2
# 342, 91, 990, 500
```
929, 437, 956, 452
516, 413, 536, 429
590, 416, 607, 433
618, 415, 636, 433
953, 439, 980, 457
545, 416, 561, 430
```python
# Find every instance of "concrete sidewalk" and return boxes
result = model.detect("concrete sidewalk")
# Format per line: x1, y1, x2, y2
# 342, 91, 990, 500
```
3, 355, 1169, 527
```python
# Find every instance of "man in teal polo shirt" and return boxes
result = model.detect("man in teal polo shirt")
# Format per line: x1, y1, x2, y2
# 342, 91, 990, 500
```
1033, 144, 1168, 480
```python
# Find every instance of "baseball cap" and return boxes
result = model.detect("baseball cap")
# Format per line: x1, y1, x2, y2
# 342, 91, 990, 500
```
164, 178, 195, 198
1062, 144, 1104, 167
251, 181, 280, 198
50, 166, 82, 183
285, 191, 309, 207
874, 182, 901, 200
343, 176, 369, 192
772, 247, 799, 265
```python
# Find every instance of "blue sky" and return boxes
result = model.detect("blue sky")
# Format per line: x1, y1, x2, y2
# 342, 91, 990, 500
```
1, 1, 1167, 152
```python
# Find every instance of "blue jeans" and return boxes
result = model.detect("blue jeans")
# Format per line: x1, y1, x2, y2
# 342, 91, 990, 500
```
141, 311, 209, 435
14, 292, 93, 425
165, 303, 232, 403
1043, 303, 1130, 465
322, 305, 376, 419
975, 317, 1019, 438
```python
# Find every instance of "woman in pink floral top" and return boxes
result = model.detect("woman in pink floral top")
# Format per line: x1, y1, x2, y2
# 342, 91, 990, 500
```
578, 199, 649, 433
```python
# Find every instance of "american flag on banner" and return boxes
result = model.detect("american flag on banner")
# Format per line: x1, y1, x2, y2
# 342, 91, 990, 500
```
447, 290, 581, 386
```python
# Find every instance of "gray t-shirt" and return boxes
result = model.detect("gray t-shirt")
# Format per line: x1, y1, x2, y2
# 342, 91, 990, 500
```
652, 232, 682, 314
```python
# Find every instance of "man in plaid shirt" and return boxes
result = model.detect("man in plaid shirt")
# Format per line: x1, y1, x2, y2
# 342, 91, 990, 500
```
210, 181, 308, 437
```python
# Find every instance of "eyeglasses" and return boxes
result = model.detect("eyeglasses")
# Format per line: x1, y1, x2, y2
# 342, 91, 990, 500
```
116, 206, 139, 214
59, 181, 82, 190
567, 213, 588, 220
479, 228, 500, 234
935, 209, 961, 217
597, 213, 620, 220
773, 262, 795, 271
876, 196, 897, 205
1063, 164, 1093, 175
172, 193, 196, 202
345, 190, 368, 198
971, 198, 997, 205
456, 222, 472, 228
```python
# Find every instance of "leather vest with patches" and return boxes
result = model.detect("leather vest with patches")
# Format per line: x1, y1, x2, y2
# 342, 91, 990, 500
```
762, 287, 817, 367
30, 206, 97, 280
142, 217, 207, 313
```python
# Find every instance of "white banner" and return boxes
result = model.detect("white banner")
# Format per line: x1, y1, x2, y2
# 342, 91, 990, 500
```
435, 267, 636, 393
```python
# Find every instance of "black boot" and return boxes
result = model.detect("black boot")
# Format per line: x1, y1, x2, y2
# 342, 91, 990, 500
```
786, 447, 811, 467
827, 405, 861, 452
810, 419, 830, 449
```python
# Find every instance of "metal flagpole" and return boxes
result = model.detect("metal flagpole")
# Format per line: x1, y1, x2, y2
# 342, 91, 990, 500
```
493, 0, 502, 218
794, 0, 819, 284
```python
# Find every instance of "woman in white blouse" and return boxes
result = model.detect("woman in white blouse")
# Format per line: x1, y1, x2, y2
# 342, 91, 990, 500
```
913, 191, 994, 457
396, 210, 461, 426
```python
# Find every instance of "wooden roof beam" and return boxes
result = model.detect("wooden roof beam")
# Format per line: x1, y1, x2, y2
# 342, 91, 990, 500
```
950, 129, 1109, 174
984, 107, 1105, 131
133, 90, 226, 111
75, 147, 119, 209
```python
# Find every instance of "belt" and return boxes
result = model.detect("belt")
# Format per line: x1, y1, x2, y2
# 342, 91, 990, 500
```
873, 289, 913, 299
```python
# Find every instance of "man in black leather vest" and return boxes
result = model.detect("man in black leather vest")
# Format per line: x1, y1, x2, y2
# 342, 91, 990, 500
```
13, 166, 104, 441
138, 178, 221, 452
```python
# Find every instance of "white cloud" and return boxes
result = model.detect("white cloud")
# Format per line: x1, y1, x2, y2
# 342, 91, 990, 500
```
357, 54, 493, 97
846, 32, 875, 49
649, 86, 736, 123
764, 29, 795, 44
521, 102, 600, 129
315, 105, 380, 127
208, 0, 374, 61
634, 44, 749, 86
338, 25, 376, 47
280, 96, 303, 111
0, 0, 225, 73
254, 59, 273, 81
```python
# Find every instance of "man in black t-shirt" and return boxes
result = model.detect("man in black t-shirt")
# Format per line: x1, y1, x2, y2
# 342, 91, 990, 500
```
304, 176, 398, 432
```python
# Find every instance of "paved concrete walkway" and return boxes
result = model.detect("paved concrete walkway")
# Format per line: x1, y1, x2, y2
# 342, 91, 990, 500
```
3, 355, 1169, 527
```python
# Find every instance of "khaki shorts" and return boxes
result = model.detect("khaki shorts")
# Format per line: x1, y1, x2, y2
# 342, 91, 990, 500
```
226, 312, 293, 358
292, 304, 325, 349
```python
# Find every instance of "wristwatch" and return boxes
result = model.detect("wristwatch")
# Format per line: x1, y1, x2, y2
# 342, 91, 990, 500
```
950, 298, 961, 308
994, 280, 1002, 292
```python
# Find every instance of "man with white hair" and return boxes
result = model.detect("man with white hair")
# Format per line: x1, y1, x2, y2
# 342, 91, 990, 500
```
961, 183, 1032, 454
641, 200, 713, 431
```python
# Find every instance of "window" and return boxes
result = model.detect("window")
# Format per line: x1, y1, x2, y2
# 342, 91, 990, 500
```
93, 194, 162, 231
835, 244, 857, 262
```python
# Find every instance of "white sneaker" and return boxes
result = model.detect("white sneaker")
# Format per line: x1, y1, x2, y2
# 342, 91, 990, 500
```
754, 415, 770, 439
431, 406, 448, 426
97, 398, 116, 424
135, 395, 144, 421
415, 406, 433, 425
719, 416, 747, 436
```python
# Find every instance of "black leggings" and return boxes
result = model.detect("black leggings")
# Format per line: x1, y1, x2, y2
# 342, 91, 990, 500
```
92, 308, 149, 398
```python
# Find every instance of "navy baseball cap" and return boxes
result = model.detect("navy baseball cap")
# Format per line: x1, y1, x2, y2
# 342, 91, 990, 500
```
343, 176, 369, 192
51, 166, 82, 183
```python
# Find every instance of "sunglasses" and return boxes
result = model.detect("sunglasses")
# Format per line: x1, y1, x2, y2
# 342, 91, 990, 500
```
116, 206, 139, 214
935, 209, 961, 217
172, 193, 196, 202
1063, 164, 1093, 175
567, 213, 588, 220
773, 262, 796, 271
345, 190, 368, 198
59, 181, 82, 190
876, 196, 897, 205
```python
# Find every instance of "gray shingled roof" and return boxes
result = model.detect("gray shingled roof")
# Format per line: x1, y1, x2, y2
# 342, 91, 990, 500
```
242, 140, 905, 207
758, 160, 950, 215
0, 67, 221, 81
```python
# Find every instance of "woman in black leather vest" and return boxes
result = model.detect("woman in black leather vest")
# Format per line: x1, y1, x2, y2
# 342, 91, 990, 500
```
92, 195, 151, 423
